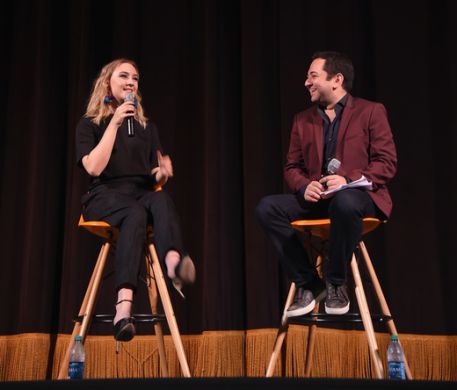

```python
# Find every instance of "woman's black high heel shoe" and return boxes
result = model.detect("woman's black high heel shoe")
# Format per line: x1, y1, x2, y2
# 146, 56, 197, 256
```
172, 255, 196, 298
113, 299, 136, 342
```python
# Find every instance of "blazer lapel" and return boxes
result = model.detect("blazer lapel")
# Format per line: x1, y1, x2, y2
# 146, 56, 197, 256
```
311, 108, 324, 170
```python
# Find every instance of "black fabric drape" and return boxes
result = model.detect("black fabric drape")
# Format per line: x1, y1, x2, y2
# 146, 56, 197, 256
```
1, 0, 456, 336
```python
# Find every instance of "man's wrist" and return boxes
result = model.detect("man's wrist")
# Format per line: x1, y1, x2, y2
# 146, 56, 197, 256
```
298, 184, 308, 199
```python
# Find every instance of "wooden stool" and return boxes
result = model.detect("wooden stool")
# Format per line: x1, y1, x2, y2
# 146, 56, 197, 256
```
57, 216, 191, 379
265, 217, 412, 379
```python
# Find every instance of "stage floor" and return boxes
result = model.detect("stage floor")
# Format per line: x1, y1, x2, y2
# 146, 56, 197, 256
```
1, 378, 456, 390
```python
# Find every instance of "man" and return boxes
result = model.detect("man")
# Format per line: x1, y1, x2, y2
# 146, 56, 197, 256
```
256, 51, 397, 317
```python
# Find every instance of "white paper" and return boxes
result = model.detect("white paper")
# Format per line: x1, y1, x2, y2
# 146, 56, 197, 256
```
320, 175, 373, 197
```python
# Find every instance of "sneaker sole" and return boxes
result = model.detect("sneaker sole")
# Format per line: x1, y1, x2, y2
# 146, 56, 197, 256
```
286, 289, 327, 318
324, 302, 350, 315
286, 299, 315, 318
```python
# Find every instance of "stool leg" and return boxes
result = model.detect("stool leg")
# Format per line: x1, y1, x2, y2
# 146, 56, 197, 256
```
304, 303, 318, 377
351, 253, 384, 379
358, 242, 413, 379
147, 243, 191, 377
266, 283, 296, 377
57, 242, 110, 379
145, 254, 169, 377
304, 253, 323, 377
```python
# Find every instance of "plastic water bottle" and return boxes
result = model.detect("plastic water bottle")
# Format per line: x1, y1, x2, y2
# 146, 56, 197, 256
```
68, 335, 85, 379
387, 334, 406, 379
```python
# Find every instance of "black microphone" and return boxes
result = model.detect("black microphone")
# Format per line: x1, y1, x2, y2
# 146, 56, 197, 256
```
124, 93, 135, 137
327, 158, 341, 175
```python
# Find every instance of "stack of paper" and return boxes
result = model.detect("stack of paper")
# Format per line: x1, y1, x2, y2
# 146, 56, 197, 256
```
320, 175, 373, 197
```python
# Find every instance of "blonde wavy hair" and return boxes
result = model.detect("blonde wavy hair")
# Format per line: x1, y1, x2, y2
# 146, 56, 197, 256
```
85, 58, 148, 128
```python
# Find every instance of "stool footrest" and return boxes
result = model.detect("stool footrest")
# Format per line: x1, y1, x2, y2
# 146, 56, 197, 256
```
289, 312, 392, 324
73, 313, 167, 324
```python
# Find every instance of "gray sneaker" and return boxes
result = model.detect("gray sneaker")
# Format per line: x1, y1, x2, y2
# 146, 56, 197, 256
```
324, 282, 350, 314
286, 278, 326, 318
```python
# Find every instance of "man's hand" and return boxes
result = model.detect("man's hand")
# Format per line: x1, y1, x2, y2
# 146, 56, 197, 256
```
304, 181, 325, 202
319, 175, 347, 192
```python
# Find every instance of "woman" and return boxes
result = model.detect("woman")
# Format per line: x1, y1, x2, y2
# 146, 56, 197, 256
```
75, 58, 195, 341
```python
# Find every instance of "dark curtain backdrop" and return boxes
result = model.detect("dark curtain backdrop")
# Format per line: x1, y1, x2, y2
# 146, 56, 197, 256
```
1, 0, 456, 336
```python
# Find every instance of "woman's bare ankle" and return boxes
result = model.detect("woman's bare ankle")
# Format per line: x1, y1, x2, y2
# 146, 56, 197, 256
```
165, 250, 180, 279
114, 288, 133, 325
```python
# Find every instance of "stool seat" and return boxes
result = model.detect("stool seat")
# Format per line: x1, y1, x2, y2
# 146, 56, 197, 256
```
291, 217, 384, 239
78, 216, 154, 240
78, 215, 115, 239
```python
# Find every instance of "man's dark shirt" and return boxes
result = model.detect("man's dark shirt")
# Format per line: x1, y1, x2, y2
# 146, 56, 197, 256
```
317, 94, 348, 174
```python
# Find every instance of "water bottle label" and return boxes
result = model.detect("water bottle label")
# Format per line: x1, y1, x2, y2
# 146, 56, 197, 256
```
68, 361, 84, 379
388, 361, 405, 379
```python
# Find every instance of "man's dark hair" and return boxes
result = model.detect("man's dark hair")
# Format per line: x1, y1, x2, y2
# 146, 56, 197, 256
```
311, 51, 354, 92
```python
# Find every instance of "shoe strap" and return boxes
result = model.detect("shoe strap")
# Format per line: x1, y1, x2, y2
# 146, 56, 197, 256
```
115, 299, 134, 305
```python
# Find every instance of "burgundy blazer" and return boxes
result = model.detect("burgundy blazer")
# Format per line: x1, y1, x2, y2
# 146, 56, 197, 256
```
284, 94, 397, 218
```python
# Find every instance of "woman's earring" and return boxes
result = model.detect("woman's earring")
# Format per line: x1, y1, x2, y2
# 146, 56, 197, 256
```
104, 95, 114, 104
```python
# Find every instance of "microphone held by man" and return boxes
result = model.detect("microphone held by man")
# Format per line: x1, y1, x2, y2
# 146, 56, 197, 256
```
326, 158, 341, 175
320, 158, 341, 190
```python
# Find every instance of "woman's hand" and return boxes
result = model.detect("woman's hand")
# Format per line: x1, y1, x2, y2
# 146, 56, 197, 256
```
152, 151, 174, 185
82, 102, 135, 177
111, 100, 136, 127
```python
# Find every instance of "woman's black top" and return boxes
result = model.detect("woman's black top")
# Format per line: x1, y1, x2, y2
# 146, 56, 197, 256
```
75, 116, 162, 191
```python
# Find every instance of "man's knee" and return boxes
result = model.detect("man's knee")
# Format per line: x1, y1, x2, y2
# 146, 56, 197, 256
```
255, 196, 278, 226
328, 190, 363, 218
